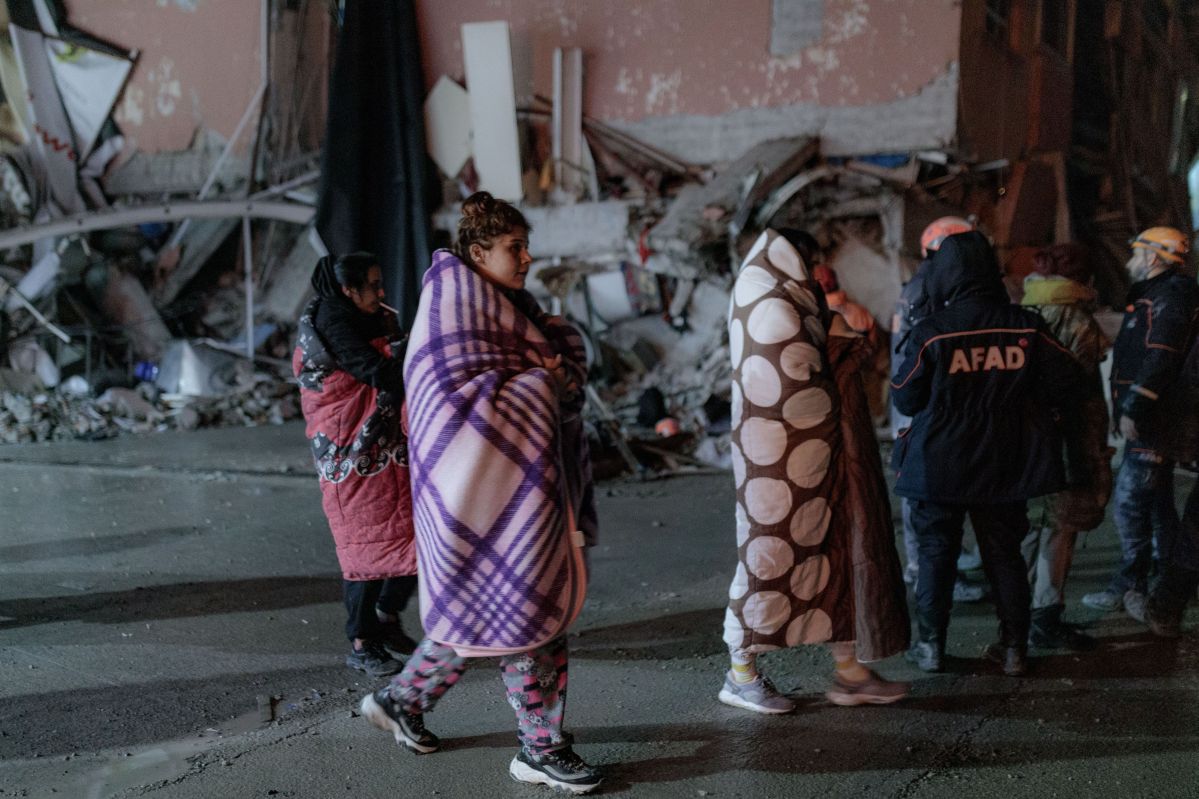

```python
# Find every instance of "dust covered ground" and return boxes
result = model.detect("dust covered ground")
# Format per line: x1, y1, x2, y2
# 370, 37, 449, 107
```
0, 424, 1196, 798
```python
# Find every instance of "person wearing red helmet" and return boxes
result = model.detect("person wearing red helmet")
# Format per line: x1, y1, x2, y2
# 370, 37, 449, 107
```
891, 217, 986, 607
891, 231, 1084, 677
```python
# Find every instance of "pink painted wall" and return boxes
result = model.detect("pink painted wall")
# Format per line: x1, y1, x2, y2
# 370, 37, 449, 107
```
414, 0, 961, 120
65, 0, 263, 153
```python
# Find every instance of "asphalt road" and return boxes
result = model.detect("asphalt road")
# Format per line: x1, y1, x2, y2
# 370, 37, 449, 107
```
0, 423, 1196, 798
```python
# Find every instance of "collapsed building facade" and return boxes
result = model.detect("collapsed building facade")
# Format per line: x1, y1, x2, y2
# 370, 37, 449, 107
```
0, 0, 1196, 470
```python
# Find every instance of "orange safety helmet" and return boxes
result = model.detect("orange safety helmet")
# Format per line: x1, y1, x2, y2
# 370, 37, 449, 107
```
920, 216, 974, 256
1131, 226, 1191, 264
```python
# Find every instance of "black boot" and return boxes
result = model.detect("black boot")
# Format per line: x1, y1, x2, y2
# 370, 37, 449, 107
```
984, 623, 1028, 676
1029, 604, 1097, 651
983, 642, 1027, 676
1145, 566, 1198, 639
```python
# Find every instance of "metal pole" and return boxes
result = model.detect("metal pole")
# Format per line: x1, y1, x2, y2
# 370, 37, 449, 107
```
242, 216, 255, 360
165, 0, 270, 251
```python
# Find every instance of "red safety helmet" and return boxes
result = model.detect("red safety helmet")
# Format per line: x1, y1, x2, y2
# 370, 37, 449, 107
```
920, 216, 974, 256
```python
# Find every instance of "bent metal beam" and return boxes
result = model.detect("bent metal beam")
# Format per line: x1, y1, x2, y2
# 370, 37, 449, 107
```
0, 200, 315, 250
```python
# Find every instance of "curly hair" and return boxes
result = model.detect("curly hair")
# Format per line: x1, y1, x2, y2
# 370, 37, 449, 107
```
454, 191, 531, 265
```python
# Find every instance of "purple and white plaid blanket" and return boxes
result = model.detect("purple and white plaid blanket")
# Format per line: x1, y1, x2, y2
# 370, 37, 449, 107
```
404, 250, 596, 655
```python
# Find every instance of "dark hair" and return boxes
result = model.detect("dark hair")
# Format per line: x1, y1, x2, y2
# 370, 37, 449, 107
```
776, 228, 821, 267
1033, 243, 1090, 283
455, 191, 530, 264
333, 252, 378, 291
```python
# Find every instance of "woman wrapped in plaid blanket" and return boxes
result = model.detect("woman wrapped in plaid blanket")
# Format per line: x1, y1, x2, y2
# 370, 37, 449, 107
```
358, 192, 602, 794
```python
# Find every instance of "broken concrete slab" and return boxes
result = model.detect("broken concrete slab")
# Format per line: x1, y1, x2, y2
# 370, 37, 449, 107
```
153, 218, 239, 306
261, 225, 323, 323
646, 136, 818, 276
103, 130, 249, 197
606, 66, 959, 166
827, 235, 899, 330
93, 266, 171, 362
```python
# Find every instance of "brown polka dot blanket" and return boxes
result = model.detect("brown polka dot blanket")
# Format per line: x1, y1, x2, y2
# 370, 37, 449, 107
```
723, 230, 909, 661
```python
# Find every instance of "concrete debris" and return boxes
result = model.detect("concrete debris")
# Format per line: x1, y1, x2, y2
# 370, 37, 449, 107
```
0, 370, 299, 445
645, 137, 819, 277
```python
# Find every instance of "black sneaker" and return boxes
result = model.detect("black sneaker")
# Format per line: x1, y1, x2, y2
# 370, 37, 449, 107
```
345, 641, 402, 677
359, 689, 440, 754
1028, 621, 1097, 651
1146, 602, 1183, 639
379, 626, 419, 661
509, 747, 602, 794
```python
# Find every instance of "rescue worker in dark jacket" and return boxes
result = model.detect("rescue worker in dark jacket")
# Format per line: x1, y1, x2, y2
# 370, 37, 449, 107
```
1081, 227, 1199, 637
891, 231, 1083, 676
891, 217, 985, 604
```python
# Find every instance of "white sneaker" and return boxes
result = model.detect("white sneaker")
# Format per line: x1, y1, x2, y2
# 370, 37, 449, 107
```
1123, 590, 1148, 623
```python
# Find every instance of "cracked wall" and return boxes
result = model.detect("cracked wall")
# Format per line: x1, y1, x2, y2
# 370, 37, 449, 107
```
415, 0, 962, 162
65, 0, 263, 153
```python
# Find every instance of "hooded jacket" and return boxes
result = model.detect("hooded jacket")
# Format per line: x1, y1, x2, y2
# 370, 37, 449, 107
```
890, 232, 1082, 503
1110, 267, 1199, 462
293, 256, 415, 581
307, 256, 405, 398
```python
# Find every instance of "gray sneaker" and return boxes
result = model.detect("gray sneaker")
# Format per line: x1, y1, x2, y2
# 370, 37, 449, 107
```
1081, 589, 1123, 612
1123, 590, 1149, 623
717, 672, 796, 714
345, 641, 402, 677
953, 580, 986, 603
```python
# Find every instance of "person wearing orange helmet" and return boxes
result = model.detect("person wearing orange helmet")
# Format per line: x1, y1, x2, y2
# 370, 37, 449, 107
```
1082, 226, 1199, 638
891, 217, 986, 608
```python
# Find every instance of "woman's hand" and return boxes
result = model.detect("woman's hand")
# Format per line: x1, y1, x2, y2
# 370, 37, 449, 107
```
828, 313, 860, 338
545, 354, 580, 402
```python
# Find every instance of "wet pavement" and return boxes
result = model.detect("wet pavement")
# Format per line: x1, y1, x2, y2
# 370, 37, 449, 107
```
0, 423, 1196, 798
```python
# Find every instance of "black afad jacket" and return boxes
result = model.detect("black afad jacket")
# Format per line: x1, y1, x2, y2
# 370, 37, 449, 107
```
1110, 268, 1199, 462
890, 232, 1083, 504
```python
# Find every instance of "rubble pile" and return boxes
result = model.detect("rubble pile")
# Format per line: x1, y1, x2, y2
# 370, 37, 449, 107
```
0, 369, 299, 445
0, 1, 324, 448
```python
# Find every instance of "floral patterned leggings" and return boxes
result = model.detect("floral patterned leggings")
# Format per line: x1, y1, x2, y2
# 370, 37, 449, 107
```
384, 635, 570, 754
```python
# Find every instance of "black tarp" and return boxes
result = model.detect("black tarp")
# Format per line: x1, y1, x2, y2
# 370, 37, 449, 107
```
315, 0, 433, 328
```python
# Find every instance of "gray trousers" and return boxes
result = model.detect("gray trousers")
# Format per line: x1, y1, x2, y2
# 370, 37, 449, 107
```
1021, 525, 1078, 609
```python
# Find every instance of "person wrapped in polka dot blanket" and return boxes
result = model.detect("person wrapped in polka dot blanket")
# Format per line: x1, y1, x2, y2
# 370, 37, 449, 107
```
719, 228, 911, 713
